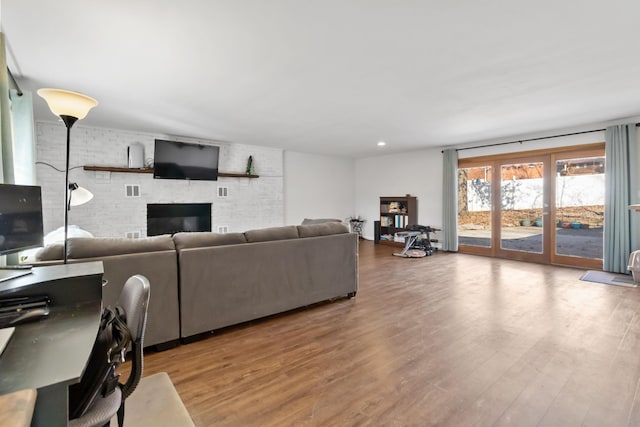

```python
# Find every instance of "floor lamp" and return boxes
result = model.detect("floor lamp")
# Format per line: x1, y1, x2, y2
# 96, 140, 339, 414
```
37, 89, 97, 264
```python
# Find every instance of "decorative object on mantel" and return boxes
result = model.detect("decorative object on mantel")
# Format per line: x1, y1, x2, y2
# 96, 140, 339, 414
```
38, 88, 98, 264
82, 165, 259, 178
127, 142, 145, 168
245, 155, 255, 175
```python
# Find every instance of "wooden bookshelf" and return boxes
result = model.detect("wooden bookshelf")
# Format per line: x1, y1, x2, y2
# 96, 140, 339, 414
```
83, 166, 259, 178
378, 196, 417, 246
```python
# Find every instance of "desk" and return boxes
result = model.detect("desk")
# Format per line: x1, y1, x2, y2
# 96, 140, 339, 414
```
0, 262, 103, 427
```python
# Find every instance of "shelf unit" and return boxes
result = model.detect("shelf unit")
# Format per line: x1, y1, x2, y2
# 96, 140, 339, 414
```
83, 166, 259, 178
378, 196, 417, 246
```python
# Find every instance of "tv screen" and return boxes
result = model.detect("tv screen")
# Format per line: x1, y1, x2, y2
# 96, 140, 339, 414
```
0, 184, 44, 255
153, 139, 219, 181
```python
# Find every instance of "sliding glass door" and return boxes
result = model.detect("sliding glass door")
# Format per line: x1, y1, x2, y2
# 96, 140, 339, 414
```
457, 165, 492, 251
550, 149, 605, 269
457, 144, 604, 268
495, 157, 549, 263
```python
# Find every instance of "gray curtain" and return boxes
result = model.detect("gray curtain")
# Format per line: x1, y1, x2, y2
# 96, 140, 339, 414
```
604, 124, 638, 273
442, 148, 458, 251
9, 89, 36, 185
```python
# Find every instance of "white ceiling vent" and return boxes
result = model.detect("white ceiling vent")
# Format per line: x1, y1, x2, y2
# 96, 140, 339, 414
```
217, 186, 229, 198
125, 184, 140, 197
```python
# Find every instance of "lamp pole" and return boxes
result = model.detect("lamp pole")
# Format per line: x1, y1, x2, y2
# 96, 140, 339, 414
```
60, 115, 78, 264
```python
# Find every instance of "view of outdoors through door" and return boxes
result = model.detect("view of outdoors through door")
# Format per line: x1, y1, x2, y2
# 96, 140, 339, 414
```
554, 156, 605, 260
499, 161, 544, 255
457, 166, 492, 248
457, 145, 605, 268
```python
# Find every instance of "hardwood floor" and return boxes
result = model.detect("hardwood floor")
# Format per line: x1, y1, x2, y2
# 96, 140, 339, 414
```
138, 241, 640, 426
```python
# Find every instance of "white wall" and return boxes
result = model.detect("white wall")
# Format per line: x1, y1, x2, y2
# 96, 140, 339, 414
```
283, 151, 355, 225
355, 148, 443, 240
36, 122, 284, 237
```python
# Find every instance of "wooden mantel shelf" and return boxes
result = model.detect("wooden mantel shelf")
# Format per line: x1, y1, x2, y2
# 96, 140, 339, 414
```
83, 166, 259, 178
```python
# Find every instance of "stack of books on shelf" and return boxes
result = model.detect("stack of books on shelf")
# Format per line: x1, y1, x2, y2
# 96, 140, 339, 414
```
381, 216, 393, 227
394, 215, 409, 228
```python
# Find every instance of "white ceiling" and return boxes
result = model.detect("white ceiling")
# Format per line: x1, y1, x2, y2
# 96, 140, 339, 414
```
3, 1, 640, 158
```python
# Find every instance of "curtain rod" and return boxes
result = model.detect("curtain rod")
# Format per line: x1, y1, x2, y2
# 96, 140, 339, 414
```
7, 67, 22, 96
441, 123, 640, 153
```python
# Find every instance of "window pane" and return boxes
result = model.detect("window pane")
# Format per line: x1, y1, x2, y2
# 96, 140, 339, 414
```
458, 166, 492, 247
500, 162, 544, 254
555, 157, 604, 259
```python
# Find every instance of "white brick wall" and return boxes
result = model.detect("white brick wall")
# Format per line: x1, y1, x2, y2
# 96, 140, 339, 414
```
36, 121, 284, 237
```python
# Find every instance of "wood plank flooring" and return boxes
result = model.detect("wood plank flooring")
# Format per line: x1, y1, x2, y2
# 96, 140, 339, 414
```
138, 241, 640, 426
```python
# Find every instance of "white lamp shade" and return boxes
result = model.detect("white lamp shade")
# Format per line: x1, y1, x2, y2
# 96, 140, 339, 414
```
68, 185, 94, 207
37, 88, 98, 120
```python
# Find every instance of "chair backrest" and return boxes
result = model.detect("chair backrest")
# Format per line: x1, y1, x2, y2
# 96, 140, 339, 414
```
118, 274, 150, 399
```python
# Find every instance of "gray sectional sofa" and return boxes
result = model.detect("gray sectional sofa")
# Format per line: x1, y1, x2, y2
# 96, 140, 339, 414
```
35, 222, 358, 347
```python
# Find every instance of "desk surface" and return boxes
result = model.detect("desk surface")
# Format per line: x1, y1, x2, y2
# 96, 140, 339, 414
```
0, 302, 101, 393
0, 262, 103, 426
0, 262, 103, 295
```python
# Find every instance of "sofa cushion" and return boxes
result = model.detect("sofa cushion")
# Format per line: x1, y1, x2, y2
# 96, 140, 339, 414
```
173, 232, 247, 250
67, 235, 175, 258
34, 243, 65, 261
298, 222, 350, 238
244, 226, 299, 243
301, 218, 343, 225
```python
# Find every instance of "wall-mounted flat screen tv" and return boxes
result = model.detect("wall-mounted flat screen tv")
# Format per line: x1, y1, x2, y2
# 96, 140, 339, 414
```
0, 184, 44, 255
153, 139, 219, 181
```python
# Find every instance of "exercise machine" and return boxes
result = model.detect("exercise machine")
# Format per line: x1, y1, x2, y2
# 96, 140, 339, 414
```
393, 224, 440, 257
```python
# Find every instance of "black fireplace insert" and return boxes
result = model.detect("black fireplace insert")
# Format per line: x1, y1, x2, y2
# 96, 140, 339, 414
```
147, 203, 212, 236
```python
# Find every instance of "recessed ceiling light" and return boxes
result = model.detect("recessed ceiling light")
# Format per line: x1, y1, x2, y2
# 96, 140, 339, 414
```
377, 141, 386, 147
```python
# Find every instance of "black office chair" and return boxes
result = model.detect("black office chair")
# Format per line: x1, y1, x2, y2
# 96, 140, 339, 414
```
70, 274, 151, 427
